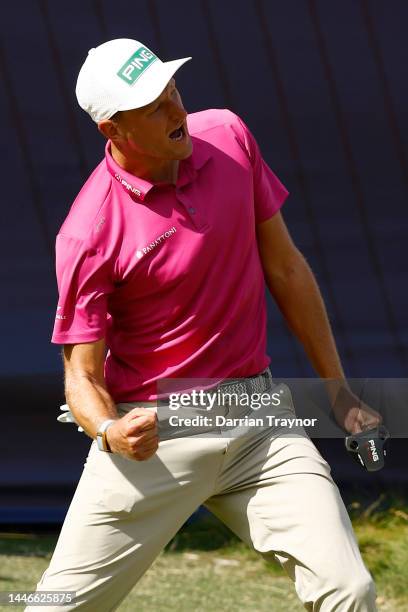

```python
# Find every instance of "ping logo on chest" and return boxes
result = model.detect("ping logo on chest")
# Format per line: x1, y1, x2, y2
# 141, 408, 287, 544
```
136, 226, 177, 259
117, 47, 158, 85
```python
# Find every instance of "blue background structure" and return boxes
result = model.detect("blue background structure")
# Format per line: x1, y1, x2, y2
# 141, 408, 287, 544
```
1, 0, 407, 523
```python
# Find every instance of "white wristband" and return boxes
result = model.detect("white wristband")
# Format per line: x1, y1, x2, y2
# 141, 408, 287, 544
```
96, 419, 116, 452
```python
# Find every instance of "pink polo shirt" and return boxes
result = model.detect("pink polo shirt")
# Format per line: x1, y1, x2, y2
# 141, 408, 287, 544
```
51, 109, 289, 401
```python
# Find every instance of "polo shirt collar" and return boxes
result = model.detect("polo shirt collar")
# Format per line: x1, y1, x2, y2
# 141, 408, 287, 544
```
105, 136, 211, 201
188, 136, 212, 171
105, 141, 153, 202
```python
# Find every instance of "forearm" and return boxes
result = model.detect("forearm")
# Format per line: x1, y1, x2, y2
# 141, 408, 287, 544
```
64, 372, 119, 439
265, 252, 345, 382
264, 253, 383, 431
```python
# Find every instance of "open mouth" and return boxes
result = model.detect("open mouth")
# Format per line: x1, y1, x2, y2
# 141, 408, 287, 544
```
169, 124, 185, 141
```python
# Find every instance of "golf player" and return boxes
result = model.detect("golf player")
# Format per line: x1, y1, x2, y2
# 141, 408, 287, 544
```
26, 39, 379, 611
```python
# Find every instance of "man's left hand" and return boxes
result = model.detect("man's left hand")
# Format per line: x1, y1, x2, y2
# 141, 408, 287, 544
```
328, 384, 382, 434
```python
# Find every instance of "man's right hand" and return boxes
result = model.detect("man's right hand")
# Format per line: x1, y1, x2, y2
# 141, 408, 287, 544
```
63, 339, 159, 462
106, 408, 159, 461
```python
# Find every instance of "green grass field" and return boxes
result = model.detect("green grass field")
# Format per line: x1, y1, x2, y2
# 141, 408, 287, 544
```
0, 493, 407, 611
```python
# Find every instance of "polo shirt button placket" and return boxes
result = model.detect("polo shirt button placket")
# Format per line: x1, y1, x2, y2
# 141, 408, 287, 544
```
175, 189, 207, 231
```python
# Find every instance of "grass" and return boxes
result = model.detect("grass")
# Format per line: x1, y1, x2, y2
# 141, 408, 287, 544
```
0, 493, 407, 611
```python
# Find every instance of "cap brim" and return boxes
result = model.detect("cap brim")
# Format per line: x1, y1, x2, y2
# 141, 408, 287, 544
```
116, 56, 192, 112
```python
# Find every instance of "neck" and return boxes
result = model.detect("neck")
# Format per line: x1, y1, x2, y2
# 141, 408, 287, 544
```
110, 142, 179, 185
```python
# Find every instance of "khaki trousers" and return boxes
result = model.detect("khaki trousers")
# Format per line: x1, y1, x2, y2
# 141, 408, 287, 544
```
26, 382, 377, 611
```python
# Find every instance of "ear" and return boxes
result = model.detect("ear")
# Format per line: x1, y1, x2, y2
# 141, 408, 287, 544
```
98, 119, 121, 141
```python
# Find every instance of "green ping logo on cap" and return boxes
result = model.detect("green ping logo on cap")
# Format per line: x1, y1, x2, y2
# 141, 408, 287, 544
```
117, 47, 158, 85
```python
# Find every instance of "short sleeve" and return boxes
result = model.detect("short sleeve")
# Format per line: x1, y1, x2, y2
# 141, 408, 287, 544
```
235, 115, 289, 223
51, 234, 115, 344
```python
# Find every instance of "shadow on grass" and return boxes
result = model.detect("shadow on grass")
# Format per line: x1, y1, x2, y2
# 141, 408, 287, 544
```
0, 534, 57, 558
165, 511, 240, 552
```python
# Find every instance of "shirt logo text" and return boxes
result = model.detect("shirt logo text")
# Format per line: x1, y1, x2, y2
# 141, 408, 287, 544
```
136, 227, 177, 258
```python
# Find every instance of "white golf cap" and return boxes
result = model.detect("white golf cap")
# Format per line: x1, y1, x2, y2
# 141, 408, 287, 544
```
76, 38, 191, 122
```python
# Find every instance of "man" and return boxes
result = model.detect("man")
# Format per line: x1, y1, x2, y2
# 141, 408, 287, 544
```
27, 39, 378, 611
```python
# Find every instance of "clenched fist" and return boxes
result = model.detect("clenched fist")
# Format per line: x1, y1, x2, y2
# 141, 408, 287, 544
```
106, 407, 159, 461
